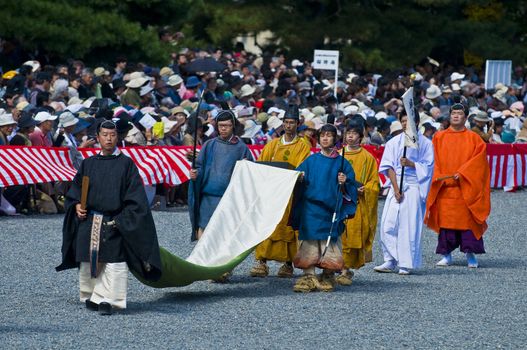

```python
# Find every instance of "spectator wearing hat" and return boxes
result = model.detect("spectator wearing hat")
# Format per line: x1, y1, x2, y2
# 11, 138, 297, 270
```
121, 75, 148, 107
10, 112, 38, 146
505, 102, 524, 134
470, 110, 493, 143
438, 86, 454, 108
425, 84, 441, 104
55, 112, 87, 169
72, 118, 95, 146
167, 75, 184, 105
182, 76, 201, 100
239, 84, 256, 107
487, 83, 509, 111
94, 67, 116, 100
265, 115, 284, 141
111, 79, 126, 99
30, 111, 57, 146
299, 120, 318, 147
0, 110, 17, 145
450, 72, 465, 84
139, 84, 154, 107
159, 67, 174, 82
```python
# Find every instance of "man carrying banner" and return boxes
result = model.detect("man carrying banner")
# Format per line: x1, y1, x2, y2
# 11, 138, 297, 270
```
292, 124, 357, 292
337, 121, 380, 285
425, 103, 490, 268
374, 89, 434, 275
56, 120, 162, 315
189, 110, 253, 243
250, 105, 311, 278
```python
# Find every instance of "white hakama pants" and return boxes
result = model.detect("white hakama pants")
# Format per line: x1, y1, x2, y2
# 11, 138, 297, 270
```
379, 178, 425, 269
79, 262, 129, 309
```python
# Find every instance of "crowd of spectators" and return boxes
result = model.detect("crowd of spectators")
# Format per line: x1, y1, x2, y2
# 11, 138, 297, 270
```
1, 46, 526, 215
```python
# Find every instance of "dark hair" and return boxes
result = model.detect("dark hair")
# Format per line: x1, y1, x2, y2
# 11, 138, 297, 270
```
450, 103, 468, 116
185, 115, 203, 135
345, 122, 364, 139
317, 123, 338, 144
96, 120, 117, 134
215, 110, 242, 135
115, 56, 127, 65
36, 91, 50, 107
216, 110, 237, 124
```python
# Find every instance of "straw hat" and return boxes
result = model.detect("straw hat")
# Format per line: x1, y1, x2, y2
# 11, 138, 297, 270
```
0, 111, 17, 126
390, 120, 403, 135
240, 84, 256, 98
58, 111, 79, 128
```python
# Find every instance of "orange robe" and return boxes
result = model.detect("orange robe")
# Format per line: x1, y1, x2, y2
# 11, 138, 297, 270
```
254, 136, 311, 262
425, 128, 491, 239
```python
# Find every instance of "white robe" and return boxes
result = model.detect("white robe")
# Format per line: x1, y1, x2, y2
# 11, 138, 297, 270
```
378, 133, 434, 269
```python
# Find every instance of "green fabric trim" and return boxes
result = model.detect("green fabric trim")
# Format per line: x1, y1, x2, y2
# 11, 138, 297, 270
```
132, 247, 253, 288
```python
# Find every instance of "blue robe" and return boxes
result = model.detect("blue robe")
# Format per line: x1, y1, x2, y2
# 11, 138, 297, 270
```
293, 152, 358, 241
188, 136, 253, 240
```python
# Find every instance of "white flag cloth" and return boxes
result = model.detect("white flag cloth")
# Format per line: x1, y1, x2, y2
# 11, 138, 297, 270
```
402, 87, 419, 149
187, 160, 300, 266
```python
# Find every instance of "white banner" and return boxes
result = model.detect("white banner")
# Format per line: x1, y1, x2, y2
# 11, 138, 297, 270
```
187, 160, 300, 266
402, 87, 419, 149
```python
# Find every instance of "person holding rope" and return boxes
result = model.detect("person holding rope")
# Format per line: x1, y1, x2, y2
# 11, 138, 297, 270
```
291, 124, 357, 292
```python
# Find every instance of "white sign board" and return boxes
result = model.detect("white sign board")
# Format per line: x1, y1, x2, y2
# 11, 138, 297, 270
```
485, 60, 512, 90
313, 50, 339, 70
139, 113, 157, 129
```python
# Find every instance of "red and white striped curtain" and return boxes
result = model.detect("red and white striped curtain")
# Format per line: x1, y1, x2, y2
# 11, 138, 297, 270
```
1, 145, 527, 190
0, 146, 76, 187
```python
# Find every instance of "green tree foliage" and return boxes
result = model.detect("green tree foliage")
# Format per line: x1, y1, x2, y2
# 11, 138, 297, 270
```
1, 0, 526, 70
0, 0, 191, 66
184, 0, 527, 70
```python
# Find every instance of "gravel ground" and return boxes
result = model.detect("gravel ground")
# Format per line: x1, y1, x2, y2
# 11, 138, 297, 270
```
1, 190, 526, 349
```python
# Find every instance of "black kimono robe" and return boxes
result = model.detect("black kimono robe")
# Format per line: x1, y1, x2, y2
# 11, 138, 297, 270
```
56, 152, 162, 281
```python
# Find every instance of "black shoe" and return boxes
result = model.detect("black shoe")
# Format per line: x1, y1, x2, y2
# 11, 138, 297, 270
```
85, 299, 98, 311
98, 302, 113, 316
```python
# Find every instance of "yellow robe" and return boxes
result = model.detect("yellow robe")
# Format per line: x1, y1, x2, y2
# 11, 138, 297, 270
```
342, 147, 380, 269
255, 136, 311, 262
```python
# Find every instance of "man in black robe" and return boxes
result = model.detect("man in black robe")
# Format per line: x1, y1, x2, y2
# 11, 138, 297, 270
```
56, 120, 161, 315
